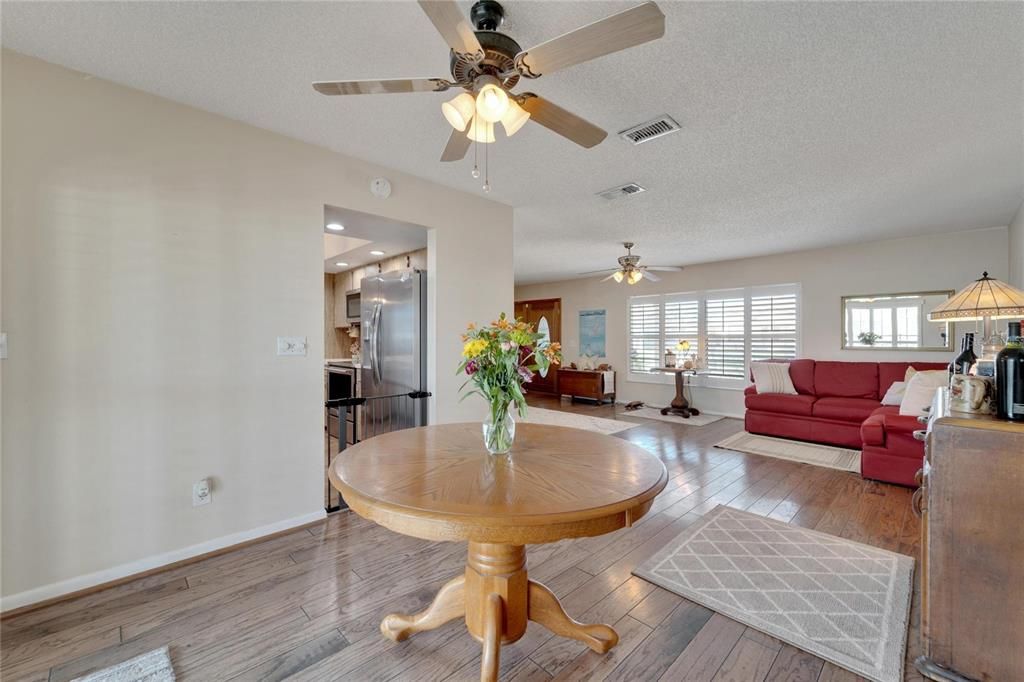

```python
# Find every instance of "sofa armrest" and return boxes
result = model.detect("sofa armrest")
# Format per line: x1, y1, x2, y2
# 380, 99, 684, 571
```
861, 413, 886, 447
882, 413, 923, 435
744, 384, 757, 396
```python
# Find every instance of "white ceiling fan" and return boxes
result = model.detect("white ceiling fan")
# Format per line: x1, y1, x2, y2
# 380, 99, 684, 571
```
312, 0, 665, 189
579, 242, 682, 284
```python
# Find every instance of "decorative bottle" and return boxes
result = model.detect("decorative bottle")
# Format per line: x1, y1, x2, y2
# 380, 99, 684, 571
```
949, 332, 977, 375
994, 322, 1024, 422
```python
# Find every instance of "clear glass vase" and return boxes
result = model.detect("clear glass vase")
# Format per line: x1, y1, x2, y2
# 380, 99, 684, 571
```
482, 402, 516, 455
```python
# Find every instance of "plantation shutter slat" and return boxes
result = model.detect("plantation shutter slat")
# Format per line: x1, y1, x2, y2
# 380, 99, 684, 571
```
750, 292, 798, 361
705, 296, 746, 378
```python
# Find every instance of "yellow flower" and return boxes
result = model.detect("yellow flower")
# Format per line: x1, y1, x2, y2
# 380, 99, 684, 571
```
462, 339, 488, 358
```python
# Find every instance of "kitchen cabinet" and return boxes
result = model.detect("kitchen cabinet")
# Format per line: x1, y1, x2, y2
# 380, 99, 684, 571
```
331, 249, 426, 328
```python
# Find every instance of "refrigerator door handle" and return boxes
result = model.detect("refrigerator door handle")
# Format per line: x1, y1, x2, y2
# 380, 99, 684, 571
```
372, 302, 383, 385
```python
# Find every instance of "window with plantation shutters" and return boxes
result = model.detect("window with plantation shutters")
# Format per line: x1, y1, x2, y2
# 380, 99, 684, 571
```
665, 297, 699, 358
751, 291, 798, 361
628, 297, 661, 374
627, 284, 800, 384
705, 295, 746, 378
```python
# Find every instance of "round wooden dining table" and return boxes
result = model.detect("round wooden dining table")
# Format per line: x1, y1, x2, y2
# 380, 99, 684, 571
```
328, 421, 668, 682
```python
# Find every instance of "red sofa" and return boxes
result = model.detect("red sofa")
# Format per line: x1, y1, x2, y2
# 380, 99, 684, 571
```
744, 359, 946, 486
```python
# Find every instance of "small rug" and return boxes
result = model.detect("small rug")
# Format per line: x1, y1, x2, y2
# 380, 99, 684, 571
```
73, 647, 175, 682
715, 432, 860, 473
519, 407, 635, 435
629, 406, 724, 427
634, 506, 913, 682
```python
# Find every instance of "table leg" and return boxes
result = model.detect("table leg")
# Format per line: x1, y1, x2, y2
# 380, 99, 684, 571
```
380, 574, 465, 641
661, 372, 693, 417
379, 542, 619, 682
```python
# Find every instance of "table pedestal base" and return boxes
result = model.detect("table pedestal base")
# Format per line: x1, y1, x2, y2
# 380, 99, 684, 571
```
660, 370, 700, 418
380, 542, 618, 682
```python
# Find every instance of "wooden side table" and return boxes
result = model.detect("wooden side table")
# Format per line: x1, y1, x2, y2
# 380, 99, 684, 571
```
329, 423, 667, 681
652, 367, 699, 417
558, 368, 615, 404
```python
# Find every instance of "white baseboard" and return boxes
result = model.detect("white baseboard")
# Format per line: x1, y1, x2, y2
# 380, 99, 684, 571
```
0, 509, 326, 613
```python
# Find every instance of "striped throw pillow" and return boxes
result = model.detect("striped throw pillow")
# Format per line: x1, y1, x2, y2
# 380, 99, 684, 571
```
751, 362, 798, 395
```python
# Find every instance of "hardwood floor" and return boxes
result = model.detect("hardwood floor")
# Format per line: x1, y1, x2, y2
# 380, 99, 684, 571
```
1, 396, 922, 682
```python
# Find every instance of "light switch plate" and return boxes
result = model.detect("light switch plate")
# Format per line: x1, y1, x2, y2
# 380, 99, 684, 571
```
276, 336, 308, 356
0, 333, 6, 359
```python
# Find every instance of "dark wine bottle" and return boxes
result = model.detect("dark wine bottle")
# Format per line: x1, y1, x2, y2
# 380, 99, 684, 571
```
995, 322, 1024, 422
949, 332, 977, 375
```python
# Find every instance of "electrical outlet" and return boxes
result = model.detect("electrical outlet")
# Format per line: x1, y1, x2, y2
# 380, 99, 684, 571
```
192, 478, 211, 507
276, 336, 308, 356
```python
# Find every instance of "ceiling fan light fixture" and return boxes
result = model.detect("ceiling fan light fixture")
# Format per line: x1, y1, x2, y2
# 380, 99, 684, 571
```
474, 77, 510, 123
612, 270, 625, 283
442, 92, 476, 131
501, 99, 531, 137
466, 117, 495, 143
627, 270, 643, 285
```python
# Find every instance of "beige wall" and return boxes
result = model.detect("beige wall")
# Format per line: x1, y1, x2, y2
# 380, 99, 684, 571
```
1010, 200, 1024, 288
516, 227, 1009, 416
1, 51, 513, 606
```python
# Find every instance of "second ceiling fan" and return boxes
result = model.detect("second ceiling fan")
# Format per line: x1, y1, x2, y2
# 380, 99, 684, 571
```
313, 0, 665, 187
580, 242, 682, 284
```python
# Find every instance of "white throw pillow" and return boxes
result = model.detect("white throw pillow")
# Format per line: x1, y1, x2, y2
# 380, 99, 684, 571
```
881, 381, 906, 406
899, 370, 948, 416
751, 362, 798, 395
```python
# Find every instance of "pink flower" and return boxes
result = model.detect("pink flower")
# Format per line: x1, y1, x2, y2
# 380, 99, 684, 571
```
517, 366, 534, 383
465, 360, 478, 375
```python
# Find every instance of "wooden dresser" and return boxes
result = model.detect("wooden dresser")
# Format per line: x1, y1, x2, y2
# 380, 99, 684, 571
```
916, 389, 1024, 681
558, 369, 615, 404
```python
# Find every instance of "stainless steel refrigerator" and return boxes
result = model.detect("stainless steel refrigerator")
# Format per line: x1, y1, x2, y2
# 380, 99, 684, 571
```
360, 268, 427, 435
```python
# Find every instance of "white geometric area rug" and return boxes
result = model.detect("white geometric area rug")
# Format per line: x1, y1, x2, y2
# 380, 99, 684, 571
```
716, 431, 860, 473
72, 647, 175, 682
634, 506, 914, 682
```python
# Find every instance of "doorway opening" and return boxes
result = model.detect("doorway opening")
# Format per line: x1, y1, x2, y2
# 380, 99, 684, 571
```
322, 205, 429, 511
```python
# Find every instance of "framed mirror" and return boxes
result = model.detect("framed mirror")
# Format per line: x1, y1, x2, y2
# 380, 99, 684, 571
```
841, 291, 954, 351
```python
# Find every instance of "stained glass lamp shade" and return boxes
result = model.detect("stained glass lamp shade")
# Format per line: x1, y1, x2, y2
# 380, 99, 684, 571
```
928, 272, 1024, 322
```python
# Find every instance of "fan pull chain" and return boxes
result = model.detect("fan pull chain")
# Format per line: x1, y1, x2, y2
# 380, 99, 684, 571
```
471, 116, 480, 179
483, 135, 490, 193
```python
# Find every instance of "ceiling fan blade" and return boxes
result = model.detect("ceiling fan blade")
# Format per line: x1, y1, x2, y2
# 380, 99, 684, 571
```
440, 128, 472, 162
600, 273, 620, 282
313, 78, 450, 96
578, 267, 619, 275
640, 270, 661, 282
644, 266, 683, 272
520, 95, 607, 148
417, 0, 484, 56
515, 2, 665, 78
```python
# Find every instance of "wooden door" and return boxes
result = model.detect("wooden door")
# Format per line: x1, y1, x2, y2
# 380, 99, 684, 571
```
514, 298, 561, 395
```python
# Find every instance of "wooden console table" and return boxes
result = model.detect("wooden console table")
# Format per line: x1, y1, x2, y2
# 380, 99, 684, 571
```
329, 423, 667, 682
558, 368, 615, 404
916, 389, 1024, 681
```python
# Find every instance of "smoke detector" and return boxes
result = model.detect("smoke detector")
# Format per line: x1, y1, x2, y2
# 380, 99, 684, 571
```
618, 115, 681, 145
596, 182, 647, 201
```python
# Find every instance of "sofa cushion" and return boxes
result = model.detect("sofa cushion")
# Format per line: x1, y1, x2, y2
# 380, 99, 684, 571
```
747, 359, 815, 395
745, 392, 816, 416
883, 411, 924, 435
878, 362, 947, 398
814, 361, 879, 399
812, 397, 881, 422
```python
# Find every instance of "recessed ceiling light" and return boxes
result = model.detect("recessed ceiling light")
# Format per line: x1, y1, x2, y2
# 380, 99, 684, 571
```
370, 250, 385, 256
335, 261, 348, 267
326, 222, 344, 231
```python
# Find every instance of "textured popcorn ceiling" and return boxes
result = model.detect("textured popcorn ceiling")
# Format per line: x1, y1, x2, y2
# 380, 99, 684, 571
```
3, 1, 1021, 283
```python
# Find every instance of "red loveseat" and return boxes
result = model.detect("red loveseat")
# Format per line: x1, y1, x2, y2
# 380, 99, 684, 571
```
743, 359, 946, 486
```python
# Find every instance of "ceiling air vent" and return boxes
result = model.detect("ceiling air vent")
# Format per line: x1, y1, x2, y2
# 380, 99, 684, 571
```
618, 115, 681, 145
596, 182, 647, 201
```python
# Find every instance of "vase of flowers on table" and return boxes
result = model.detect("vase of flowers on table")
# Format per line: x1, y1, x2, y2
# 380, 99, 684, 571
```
458, 313, 561, 455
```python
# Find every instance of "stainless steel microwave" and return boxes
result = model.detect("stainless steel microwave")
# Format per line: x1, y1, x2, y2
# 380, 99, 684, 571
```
345, 289, 361, 325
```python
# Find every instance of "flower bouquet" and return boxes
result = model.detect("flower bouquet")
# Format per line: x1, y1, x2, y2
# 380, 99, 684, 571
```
458, 313, 562, 454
